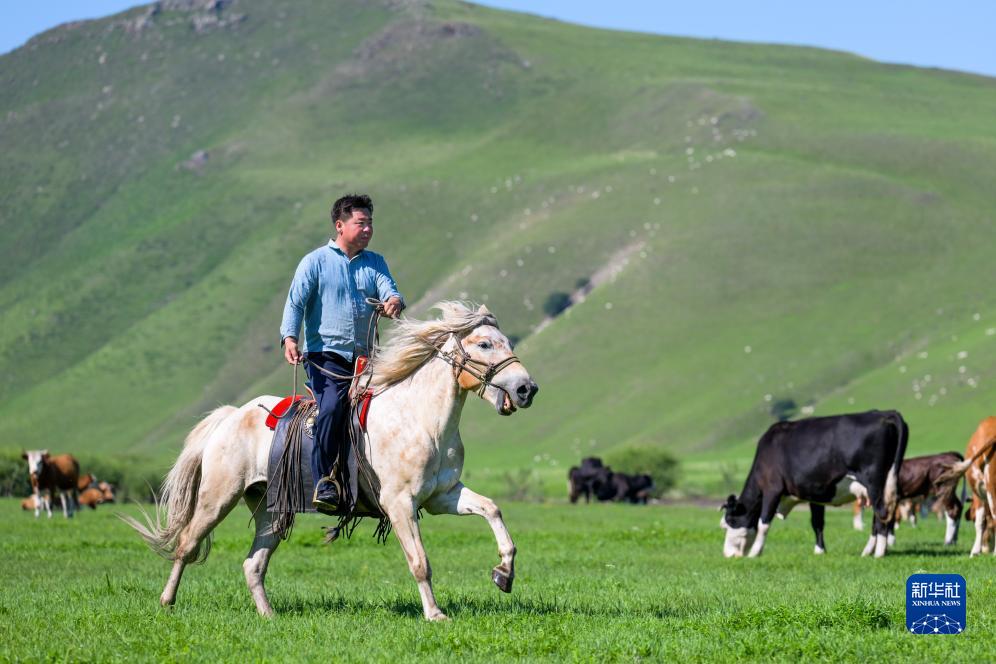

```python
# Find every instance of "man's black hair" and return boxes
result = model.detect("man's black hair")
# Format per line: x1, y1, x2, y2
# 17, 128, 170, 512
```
331, 194, 373, 223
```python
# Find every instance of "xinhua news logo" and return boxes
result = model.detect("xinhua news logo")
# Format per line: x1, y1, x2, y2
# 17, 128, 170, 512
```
906, 573, 966, 635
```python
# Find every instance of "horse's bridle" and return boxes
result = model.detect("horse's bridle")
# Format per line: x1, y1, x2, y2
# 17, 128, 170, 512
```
432, 333, 522, 399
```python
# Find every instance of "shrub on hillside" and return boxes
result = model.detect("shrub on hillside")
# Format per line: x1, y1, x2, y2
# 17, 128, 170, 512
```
543, 292, 572, 317
0, 452, 32, 497
603, 444, 679, 496
770, 398, 798, 422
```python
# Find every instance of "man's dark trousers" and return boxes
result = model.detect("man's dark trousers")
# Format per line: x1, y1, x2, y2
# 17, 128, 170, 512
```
305, 351, 354, 487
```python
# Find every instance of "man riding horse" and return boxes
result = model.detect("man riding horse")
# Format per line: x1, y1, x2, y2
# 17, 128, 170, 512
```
279, 193, 404, 514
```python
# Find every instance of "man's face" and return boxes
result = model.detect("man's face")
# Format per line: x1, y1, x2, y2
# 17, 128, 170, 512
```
336, 208, 373, 251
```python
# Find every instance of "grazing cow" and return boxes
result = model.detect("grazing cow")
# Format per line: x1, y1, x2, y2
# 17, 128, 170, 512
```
894, 452, 965, 545
856, 453, 968, 545
606, 472, 655, 504
896, 498, 923, 527
22, 450, 80, 519
79, 486, 109, 509
568, 457, 610, 503
721, 410, 907, 558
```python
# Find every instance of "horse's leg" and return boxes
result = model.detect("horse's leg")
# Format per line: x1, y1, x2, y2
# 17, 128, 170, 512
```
60, 491, 68, 518
425, 483, 516, 593
45, 490, 53, 518
386, 497, 446, 621
242, 489, 280, 617
160, 480, 243, 607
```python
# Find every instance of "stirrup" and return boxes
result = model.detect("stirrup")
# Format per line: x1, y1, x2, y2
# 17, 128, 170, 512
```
312, 476, 341, 514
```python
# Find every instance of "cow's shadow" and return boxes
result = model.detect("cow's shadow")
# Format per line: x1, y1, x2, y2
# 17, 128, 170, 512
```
886, 546, 967, 558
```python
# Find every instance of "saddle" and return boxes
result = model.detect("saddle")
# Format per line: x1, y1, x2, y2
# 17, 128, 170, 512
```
263, 356, 385, 541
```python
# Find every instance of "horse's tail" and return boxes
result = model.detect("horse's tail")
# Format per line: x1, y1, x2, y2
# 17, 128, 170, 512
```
120, 405, 236, 563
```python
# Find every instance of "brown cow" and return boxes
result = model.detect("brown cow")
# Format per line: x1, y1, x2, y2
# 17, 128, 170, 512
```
79, 487, 107, 509
22, 450, 80, 519
851, 452, 965, 545
77, 473, 96, 492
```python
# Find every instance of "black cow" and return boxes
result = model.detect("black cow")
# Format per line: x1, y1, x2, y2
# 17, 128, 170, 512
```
605, 472, 655, 504
568, 457, 610, 503
721, 410, 908, 558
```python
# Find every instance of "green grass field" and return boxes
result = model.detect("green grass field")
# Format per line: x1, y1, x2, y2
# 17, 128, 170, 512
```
2, 498, 992, 661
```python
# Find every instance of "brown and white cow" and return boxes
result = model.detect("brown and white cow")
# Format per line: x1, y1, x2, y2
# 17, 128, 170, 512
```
22, 450, 80, 519
959, 417, 996, 556
893, 452, 966, 545
853, 452, 972, 546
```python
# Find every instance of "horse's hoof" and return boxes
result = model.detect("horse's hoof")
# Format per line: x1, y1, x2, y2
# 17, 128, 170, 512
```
492, 566, 513, 593
426, 611, 449, 622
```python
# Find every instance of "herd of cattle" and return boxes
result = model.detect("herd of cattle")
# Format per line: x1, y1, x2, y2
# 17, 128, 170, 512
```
17, 411, 996, 562
567, 456, 656, 504
720, 410, 996, 559
19, 450, 115, 518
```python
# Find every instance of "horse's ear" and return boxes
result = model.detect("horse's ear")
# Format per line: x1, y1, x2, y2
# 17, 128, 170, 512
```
477, 304, 491, 316
21, 451, 27, 460
42, 451, 50, 461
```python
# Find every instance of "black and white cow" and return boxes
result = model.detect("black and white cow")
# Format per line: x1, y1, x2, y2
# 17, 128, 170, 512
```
721, 410, 908, 558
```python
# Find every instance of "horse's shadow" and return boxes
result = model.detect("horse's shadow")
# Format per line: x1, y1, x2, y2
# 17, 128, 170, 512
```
273, 592, 689, 620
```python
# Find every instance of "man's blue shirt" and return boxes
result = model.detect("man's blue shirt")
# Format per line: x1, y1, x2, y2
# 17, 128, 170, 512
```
280, 240, 403, 361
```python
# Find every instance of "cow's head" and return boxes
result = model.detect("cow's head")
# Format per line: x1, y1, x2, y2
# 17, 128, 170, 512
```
98, 482, 116, 502
22, 450, 49, 479
720, 494, 757, 558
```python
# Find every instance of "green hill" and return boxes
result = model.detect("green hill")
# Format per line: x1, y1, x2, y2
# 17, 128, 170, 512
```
2, 0, 996, 495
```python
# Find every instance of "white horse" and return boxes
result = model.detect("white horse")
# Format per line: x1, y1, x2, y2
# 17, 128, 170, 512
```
124, 302, 538, 621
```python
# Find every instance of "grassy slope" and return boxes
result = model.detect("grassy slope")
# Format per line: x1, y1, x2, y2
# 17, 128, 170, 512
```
1, 0, 996, 494
1, 499, 993, 661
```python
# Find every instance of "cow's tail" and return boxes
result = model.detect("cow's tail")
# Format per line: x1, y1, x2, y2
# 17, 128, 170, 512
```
935, 435, 996, 486
883, 412, 908, 519
119, 406, 236, 564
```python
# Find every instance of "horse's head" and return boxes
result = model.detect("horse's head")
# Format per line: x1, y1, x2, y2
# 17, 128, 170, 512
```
455, 305, 538, 416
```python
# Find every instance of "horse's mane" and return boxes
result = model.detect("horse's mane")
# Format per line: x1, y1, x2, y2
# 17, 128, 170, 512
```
369, 301, 498, 390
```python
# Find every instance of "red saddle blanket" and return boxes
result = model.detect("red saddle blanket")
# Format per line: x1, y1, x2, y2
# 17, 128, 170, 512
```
265, 395, 304, 431
267, 392, 373, 431
357, 391, 372, 430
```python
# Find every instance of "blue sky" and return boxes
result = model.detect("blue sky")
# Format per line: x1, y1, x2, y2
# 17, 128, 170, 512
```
2, 1, 994, 78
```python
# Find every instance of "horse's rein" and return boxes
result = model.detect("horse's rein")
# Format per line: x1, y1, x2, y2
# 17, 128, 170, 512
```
300, 303, 520, 402
430, 334, 522, 400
